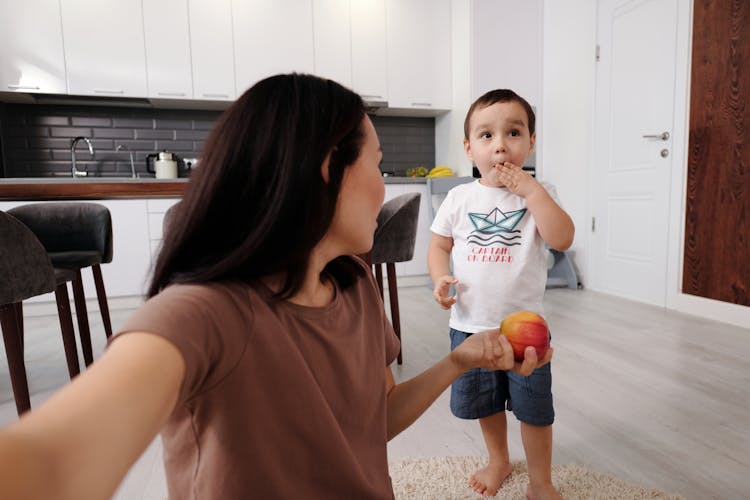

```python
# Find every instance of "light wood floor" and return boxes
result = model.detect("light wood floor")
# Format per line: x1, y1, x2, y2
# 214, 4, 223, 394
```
1, 287, 749, 499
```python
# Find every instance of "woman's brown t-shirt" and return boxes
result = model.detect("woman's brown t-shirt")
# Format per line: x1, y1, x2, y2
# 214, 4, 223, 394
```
116, 266, 401, 499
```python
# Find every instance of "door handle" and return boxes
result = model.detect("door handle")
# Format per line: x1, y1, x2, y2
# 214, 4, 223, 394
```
642, 131, 670, 141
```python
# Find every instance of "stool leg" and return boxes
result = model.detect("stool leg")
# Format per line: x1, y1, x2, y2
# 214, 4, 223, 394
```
71, 271, 94, 366
386, 263, 403, 365
374, 264, 384, 300
92, 264, 112, 338
13, 302, 23, 351
0, 303, 31, 415
55, 284, 80, 379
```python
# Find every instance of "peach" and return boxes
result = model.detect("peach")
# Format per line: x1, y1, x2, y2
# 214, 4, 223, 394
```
500, 311, 550, 362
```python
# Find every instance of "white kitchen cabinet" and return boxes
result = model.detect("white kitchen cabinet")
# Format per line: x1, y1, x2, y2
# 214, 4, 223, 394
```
146, 198, 180, 263
350, 0, 388, 102
60, 0, 148, 97
383, 183, 430, 277
0, 0, 67, 94
313, 0, 352, 87
143, 0, 193, 99
313, 0, 389, 102
232, 0, 315, 95
385, 0, 451, 110
189, 0, 235, 101
0, 199, 153, 300
93, 199, 153, 297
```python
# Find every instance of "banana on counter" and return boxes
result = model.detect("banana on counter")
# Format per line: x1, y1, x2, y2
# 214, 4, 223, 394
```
426, 165, 455, 178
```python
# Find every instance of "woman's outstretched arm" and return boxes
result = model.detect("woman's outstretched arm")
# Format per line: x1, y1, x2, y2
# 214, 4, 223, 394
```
0, 333, 185, 500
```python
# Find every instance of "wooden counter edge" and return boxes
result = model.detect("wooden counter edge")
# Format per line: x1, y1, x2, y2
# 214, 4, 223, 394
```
0, 181, 187, 200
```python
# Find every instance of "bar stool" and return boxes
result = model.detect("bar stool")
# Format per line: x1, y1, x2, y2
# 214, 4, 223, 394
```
0, 211, 81, 415
8, 203, 113, 367
162, 202, 180, 241
370, 192, 421, 365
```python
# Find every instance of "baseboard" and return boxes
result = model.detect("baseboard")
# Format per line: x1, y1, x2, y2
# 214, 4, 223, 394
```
21, 295, 146, 318
670, 292, 750, 329
391, 274, 432, 289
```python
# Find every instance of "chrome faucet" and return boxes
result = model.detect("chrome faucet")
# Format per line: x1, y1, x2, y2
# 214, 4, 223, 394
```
116, 144, 136, 178
71, 136, 94, 178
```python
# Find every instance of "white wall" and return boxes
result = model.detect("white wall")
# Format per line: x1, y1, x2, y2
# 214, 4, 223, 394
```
435, 0, 471, 176
541, 0, 597, 284
436, 0, 544, 178
470, 0, 543, 105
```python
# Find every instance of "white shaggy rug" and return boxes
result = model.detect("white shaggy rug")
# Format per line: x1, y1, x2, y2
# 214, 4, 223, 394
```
389, 456, 684, 499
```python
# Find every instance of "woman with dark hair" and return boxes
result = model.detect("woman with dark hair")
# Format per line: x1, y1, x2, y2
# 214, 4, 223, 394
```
0, 73, 550, 499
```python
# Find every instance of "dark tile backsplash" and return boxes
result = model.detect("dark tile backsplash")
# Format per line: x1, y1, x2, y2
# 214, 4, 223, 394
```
0, 104, 435, 178
371, 115, 436, 176
0, 104, 218, 178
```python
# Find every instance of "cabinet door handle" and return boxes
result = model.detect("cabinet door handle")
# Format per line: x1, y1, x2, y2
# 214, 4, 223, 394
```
642, 131, 670, 141
202, 93, 229, 99
94, 89, 125, 94
7, 84, 40, 90
157, 92, 186, 97
361, 94, 384, 100
411, 101, 432, 107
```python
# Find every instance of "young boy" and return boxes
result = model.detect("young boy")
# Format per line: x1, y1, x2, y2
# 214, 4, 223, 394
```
428, 89, 574, 499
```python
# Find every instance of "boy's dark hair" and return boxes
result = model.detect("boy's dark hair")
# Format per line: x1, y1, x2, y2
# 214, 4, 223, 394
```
148, 73, 367, 299
463, 89, 535, 139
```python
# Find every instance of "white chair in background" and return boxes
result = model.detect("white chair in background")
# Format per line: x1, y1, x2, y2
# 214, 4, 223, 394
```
426, 176, 475, 222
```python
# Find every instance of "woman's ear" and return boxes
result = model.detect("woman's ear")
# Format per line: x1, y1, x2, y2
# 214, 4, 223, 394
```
320, 151, 332, 183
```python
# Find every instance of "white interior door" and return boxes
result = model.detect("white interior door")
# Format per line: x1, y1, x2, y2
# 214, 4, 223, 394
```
590, 0, 679, 306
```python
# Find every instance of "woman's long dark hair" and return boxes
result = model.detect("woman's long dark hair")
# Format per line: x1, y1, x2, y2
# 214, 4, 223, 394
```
148, 73, 367, 298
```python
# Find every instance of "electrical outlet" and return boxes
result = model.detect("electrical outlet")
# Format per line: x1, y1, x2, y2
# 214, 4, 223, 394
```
184, 157, 199, 170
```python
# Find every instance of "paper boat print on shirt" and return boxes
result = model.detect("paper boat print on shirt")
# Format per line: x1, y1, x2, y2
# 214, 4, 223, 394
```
469, 208, 526, 233
466, 208, 527, 247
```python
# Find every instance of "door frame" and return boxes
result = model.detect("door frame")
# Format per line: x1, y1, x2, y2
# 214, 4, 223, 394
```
665, 1, 750, 327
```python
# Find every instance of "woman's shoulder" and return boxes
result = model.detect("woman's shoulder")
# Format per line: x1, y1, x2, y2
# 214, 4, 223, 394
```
132, 281, 258, 332
154, 280, 250, 303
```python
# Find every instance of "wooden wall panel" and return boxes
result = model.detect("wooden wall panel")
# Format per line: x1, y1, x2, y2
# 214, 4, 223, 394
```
684, 0, 749, 306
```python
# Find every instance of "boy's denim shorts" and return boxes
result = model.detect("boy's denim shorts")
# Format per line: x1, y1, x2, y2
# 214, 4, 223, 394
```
449, 328, 554, 426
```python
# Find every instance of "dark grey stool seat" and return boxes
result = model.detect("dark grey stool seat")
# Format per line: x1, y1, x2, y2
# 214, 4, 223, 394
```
49, 251, 102, 268
370, 192, 421, 365
0, 211, 81, 415
8, 202, 113, 367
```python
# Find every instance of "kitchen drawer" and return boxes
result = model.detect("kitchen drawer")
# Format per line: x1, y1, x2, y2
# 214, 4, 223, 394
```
146, 198, 180, 214
147, 198, 179, 240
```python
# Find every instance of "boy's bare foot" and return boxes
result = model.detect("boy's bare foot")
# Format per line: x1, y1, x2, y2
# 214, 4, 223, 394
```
526, 482, 563, 500
469, 462, 513, 497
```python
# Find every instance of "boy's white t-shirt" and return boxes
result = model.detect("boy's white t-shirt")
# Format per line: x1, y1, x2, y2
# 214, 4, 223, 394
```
430, 179, 560, 333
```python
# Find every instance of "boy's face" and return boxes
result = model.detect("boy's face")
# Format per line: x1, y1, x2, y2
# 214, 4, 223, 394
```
464, 101, 536, 187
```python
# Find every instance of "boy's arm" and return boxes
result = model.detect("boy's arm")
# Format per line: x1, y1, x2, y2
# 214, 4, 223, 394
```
428, 232, 457, 309
497, 163, 574, 251
524, 186, 575, 251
